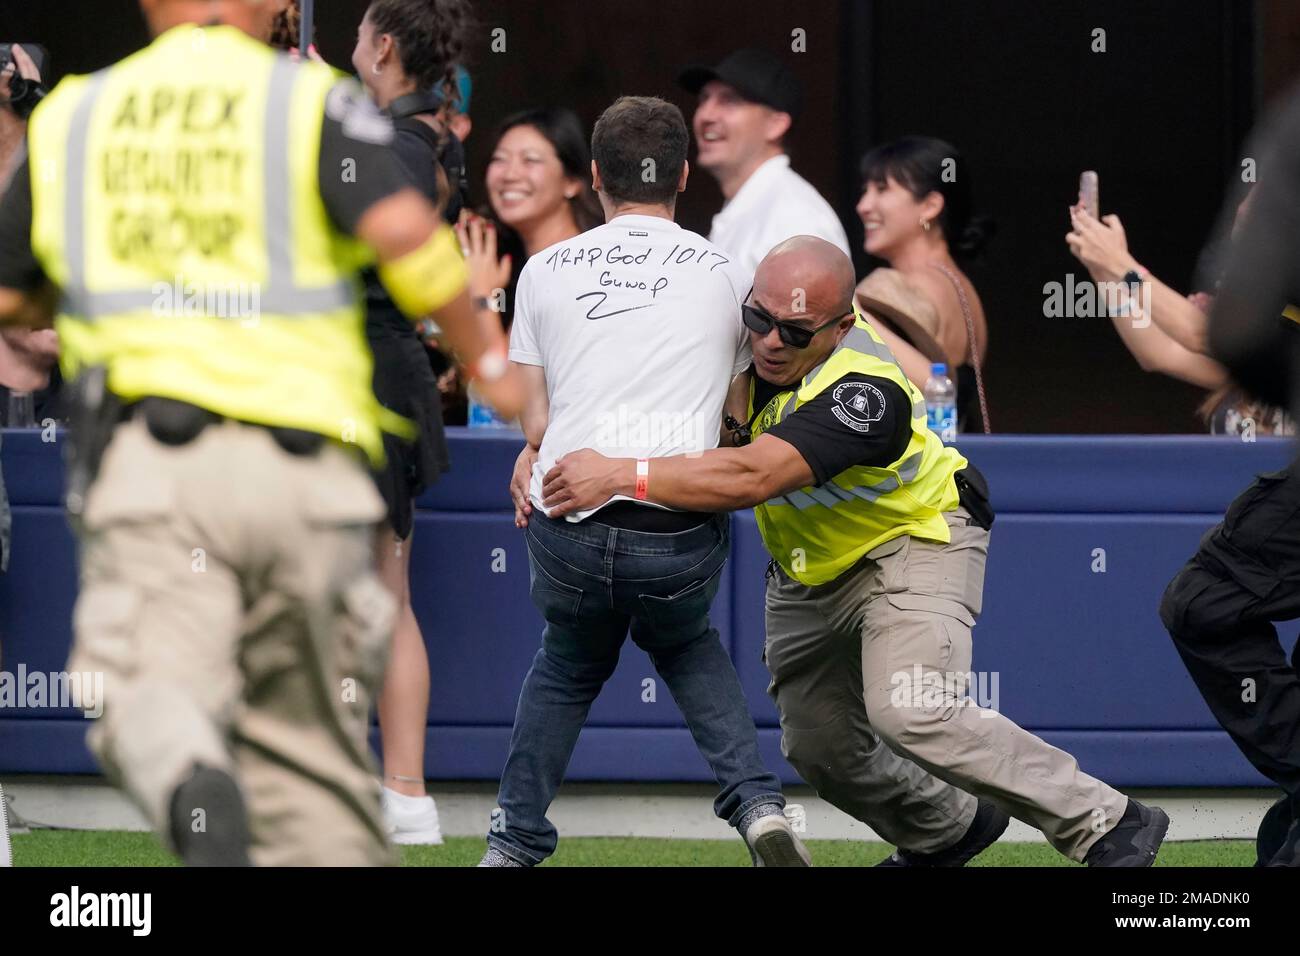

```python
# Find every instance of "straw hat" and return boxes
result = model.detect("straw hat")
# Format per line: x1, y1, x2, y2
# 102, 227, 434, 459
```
853, 268, 946, 363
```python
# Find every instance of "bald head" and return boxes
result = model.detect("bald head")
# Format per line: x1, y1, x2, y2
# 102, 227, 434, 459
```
747, 236, 859, 386
754, 235, 855, 320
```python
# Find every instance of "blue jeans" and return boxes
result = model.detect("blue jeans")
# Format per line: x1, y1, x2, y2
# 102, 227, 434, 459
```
488, 510, 783, 864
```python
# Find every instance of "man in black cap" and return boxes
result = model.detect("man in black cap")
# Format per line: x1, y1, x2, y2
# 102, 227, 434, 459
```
677, 48, 850, 277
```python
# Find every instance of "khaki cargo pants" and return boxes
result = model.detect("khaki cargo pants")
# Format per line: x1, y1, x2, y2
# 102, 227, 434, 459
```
67, 416, 397, 866
764, 508, 1127, 861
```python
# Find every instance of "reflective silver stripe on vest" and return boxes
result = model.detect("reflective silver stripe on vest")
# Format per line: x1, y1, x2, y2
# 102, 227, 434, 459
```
776, 392, 798, 424
62, 60, 353, 320
765, 476, 893, 510
763, 450, 927, 511
760, 328, 935, 510
259, 58, 353, 313
62, 71, 110, 315
801, 327, 927, 419
897, 451, 923, 482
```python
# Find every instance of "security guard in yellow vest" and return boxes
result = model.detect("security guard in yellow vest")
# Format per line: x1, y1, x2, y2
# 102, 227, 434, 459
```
540, 236, 1172, 866
0, 0, 522, 866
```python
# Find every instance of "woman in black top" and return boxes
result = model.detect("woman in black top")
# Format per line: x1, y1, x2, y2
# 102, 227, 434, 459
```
350, 0, 472, 845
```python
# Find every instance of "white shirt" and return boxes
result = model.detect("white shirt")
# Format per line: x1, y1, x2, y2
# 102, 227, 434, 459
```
509, 214, 752, 521
708, 154, 852, 278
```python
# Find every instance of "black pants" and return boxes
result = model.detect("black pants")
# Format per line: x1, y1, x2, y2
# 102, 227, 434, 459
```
1160, 458, 1300, 801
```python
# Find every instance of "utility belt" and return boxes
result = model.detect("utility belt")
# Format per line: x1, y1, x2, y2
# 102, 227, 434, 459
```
65, 367, 325, 516
122, 397, 326, 455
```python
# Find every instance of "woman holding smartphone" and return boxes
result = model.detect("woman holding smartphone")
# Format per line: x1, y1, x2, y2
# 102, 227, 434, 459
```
1065, 190, 1292, 436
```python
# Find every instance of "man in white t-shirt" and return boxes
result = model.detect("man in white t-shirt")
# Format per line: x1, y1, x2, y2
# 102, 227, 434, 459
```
677, 48, 852, 277
481, 96, 807, 868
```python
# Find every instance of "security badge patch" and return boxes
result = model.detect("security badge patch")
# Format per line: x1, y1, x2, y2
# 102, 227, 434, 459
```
831, 381, 886, 433
325, 80, 395, 145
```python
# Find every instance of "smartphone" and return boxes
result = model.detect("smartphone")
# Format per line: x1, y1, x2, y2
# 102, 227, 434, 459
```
1079, 170, 1100, 219
0, 44, 49, 78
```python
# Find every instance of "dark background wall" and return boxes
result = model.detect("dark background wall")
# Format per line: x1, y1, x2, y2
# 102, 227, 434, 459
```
6, 0, 1300, 432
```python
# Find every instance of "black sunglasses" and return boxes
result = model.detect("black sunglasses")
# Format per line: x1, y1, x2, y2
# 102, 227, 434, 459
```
741, 295, 851, 349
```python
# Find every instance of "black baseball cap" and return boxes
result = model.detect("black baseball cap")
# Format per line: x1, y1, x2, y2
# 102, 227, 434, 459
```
676, 48, 802, 120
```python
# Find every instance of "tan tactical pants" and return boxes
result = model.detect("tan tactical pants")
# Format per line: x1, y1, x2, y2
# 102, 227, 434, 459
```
67, 416, 397, 866
764, 508, 1128, 861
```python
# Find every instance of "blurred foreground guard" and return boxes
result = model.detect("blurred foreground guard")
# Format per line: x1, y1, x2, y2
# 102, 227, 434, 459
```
0, 0, 520, 865
1160, 88, 1300, 867
543, 237, 1170, 866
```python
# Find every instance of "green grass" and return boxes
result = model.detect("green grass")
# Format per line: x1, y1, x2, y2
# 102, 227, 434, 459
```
11, 831, 1256, 867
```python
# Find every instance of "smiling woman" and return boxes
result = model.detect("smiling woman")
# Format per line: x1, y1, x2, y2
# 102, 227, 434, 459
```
854, 136, 993, 432
477, 108, 602, 292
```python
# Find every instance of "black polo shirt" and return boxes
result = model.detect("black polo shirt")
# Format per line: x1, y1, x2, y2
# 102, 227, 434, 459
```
752, 370, 913, 485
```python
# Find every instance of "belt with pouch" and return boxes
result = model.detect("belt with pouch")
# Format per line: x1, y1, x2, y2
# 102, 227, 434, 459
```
124, 397, 326, 455
953, 464, 995, 531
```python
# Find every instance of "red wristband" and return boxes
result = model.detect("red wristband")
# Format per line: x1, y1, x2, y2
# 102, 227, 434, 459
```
634, 459, 649, 500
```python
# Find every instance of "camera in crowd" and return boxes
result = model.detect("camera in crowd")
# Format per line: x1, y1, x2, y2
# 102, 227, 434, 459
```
0, 43, 49, 120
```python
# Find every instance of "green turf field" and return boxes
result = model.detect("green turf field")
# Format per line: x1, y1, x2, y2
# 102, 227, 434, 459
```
10, 831, 1256, 866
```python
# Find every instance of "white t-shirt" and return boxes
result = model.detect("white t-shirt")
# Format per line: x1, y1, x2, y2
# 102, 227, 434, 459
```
708, 154, 852, 278
509, 214, 751, 521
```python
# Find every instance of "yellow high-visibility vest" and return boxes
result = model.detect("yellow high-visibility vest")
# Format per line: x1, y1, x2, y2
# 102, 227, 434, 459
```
27, 23, 412, 464
749, 310, 968, 585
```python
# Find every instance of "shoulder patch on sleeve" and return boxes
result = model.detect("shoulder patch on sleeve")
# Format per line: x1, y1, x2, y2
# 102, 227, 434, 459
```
830, 380, 887, 433
324, 79, 394, 145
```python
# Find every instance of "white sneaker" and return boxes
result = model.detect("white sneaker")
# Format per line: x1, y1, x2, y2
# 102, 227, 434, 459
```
1, 784, 12, 867
381, 786, 444, 845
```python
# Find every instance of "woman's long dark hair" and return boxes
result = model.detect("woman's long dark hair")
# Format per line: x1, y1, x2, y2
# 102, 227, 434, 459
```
366, 0, 474, 94
860, 135, 995, 261
479, 109, 600, 333
267, 0, 301, 50
488, 107, 603, 236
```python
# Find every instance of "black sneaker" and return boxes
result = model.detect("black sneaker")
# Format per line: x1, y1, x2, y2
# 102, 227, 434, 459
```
169, 765, 252, 867
1255, 796, 1295, 866
1084, 798, 1168, 867
875, 799, 1010, 867
1265, 796, 1300, 867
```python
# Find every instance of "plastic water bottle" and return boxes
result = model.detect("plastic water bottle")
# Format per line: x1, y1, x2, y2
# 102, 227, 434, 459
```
6, 391, 35, 429
924, 363, 957, 443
